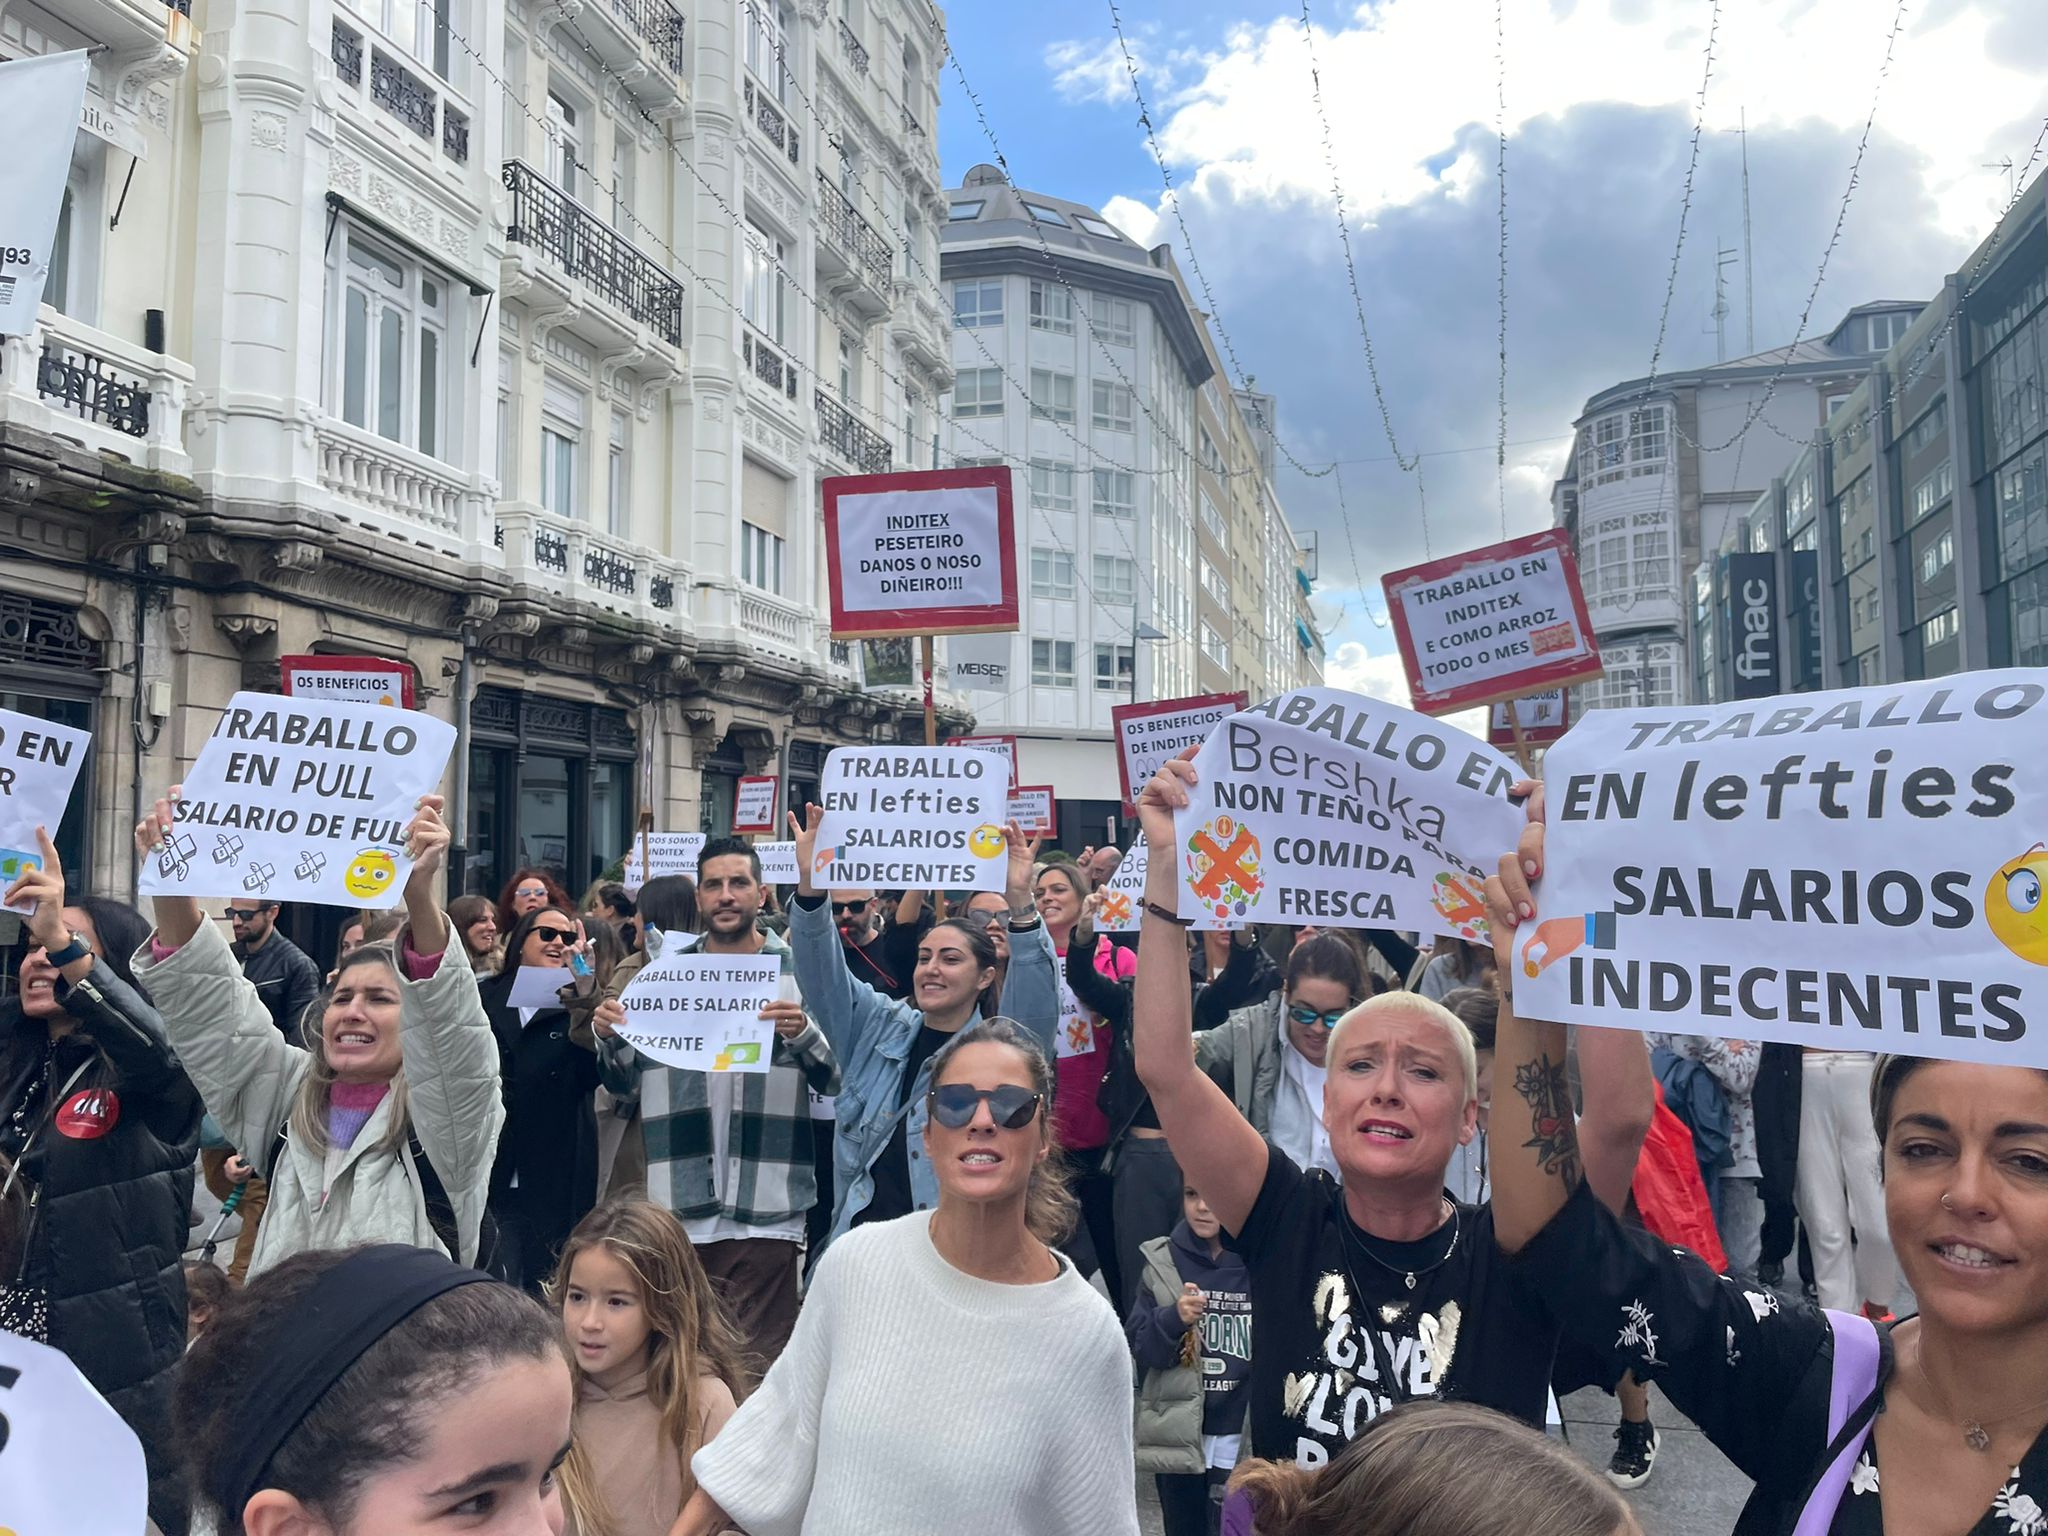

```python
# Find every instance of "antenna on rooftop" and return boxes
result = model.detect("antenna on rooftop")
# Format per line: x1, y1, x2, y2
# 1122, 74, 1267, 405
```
1712, 242, 1738, 362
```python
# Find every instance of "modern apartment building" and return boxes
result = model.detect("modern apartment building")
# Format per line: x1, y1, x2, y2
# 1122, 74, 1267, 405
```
0, 0, 960, 924
938, 167, 1322, 844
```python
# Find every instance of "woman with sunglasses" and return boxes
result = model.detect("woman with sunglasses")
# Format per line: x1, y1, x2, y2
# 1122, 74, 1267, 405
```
496, 868, 572, 939
479, 905, 602, 1292
679, 1019, 1141, 1535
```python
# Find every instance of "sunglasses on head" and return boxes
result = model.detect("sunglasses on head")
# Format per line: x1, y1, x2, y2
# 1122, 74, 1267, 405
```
224, 907, 260, 921
1287, 1003, 1350, 1032
927, 1082, 1042, 1130
530, 924, 577, 945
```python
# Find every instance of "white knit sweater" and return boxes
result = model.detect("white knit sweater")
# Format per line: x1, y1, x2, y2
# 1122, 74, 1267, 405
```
692, 1211, 1140, 1535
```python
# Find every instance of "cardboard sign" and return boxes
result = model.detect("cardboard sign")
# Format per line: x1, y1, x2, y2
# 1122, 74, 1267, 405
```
1097, 841, 1147, 932
281, 654, 416, 709
1488, 690, 1570, 750
1382, 529, 1603, 714
615, 949, 783, 1072
1007, 785, 1056, 838
0, 53, 90, 337
137, 695, 455, 907
946, 735, 1020, 793
620, 832, 706, 896
0, 705, 90, 915
756, 840, 799, 884
0, 1330, 149, 1536
813, 747, 1008, 893
1518, 672, 2048, 1068
822, 467, 1021, 638
733, 775, 779, 834
1171, 686, 1523, 936
1112, 693, 1249, 812
948, 632, 1013, 693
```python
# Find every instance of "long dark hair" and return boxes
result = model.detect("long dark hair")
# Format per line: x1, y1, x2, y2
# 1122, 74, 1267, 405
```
495, 868, 572, 934
500, 907, 575, 986
1285, 933, 1364, 1000
636, 876, 699, 938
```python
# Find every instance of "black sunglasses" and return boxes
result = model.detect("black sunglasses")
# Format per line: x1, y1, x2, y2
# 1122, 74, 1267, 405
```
928, 1083, 1042, 1130
530, 924, 577, 945
224, 907, 261, 921
832, 900, 870, 916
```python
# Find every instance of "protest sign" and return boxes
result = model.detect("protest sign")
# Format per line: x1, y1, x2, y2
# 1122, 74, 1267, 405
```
137, 694, 454, 907
1007, 785, 1056, 839
1171, 686, 1522, 937
756, 840, 798, 884
1488, 690, 1570, 750
1517, 671, 2048, 1068
1112, 692, 1248, 812
1097, 841, 1146, 932
733, 775, 778, 834
0, 53, 90, 336
615, 948, 783, 1072
281, 654, 416, 709
1382, 529, 1603, 715
946, 734, 1019, 792
0, 1331, 148, 1536
822, 467, 1019, 638
813, 746, 1008, 893
948, 632, 1013, 693
0, 706, 90, 915
504, 965, 571, 1010
620, 831, 706, 895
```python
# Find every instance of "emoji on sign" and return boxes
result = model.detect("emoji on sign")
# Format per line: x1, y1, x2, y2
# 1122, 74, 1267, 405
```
1987, 842, 2048, 966
968, 824, 1004, 858
344, 849, 398, 900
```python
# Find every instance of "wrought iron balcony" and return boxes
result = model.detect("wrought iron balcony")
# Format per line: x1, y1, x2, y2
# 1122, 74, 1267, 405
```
815, 390, 891, 474
535, 527, 568, 574
650, 574, 675, 610
743, 78, 800, 166
815, 171, 892, 286
607, 0, 687, 74
443, 105, 469, 164
37, 345, 150, 438
743, 330, 799, 402
585, 546, 637, 596
836, 18, 869, 75
503, 160, 685, 346
332, 19, 363, 85
371, 48, 437, 141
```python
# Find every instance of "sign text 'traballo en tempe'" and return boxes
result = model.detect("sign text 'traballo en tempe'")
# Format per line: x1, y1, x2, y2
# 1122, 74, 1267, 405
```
1381, 528, 1603, 715
821, 467, 1020, 638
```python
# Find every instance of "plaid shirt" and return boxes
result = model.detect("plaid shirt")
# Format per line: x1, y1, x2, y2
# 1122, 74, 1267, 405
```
595, 928, 839, 1226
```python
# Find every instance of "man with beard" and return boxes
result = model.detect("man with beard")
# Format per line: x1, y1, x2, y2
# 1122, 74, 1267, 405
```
828, 887, 922, 1001
590, 837, 839, 1365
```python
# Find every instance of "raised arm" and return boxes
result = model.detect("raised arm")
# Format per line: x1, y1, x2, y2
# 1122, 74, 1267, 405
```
136, 787, 204, 949
991, 822, 1057, 1054
1576, 1022, 1656, 1218
787, 802, 911, 1063
1132, 758, 1268, 1236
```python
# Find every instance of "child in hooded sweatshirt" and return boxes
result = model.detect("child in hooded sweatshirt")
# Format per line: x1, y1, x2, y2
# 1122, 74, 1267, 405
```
1129, 1183, 1254, 1536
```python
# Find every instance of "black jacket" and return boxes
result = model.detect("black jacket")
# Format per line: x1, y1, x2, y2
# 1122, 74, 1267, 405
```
479, 970, 599, 1285
0, 965, 201, 1534
234, 931, 323, 1039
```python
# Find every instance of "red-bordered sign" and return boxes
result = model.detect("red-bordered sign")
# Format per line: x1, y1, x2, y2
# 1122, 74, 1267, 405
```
946, 734, 1019, 792
1380, 528, 1603, 715
1110, 692, 1248, 812
732, 775, 779, 834
822, 467, 1021, 638
280, 654, 416, 709
1487, 689, 1572, 750
1006, 785, 1056, 838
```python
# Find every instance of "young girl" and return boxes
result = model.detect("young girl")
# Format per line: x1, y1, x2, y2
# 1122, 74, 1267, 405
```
553, 1199, 751, 1536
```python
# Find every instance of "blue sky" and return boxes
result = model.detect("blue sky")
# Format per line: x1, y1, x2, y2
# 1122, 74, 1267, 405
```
932, 0, 2048, 704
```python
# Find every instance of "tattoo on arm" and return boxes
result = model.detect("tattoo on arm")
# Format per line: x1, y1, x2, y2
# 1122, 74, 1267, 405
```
1514, 1055, 1583, 1190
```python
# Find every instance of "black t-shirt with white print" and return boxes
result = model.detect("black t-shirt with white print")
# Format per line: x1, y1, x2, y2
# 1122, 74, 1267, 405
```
1226, 1140, 1561, 1467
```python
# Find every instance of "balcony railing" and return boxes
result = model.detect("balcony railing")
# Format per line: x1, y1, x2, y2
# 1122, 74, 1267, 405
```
371, 48, 437, 141
332, 19, 363, 85
607, 0, 687, 74
1, 310, 194, 470
331, 20, 469, 164
496, 507, 693, 632
815, 390, 891, 474
836, 18, 869, 75
317, 421, 468, 547
37, 347, 150, 438
743, 78, 801, 166
443, 105, 469, 164
815, 171, 892, 285
503, 160, 685, 346
585, 545, 636, 596
743, 330, 799, 402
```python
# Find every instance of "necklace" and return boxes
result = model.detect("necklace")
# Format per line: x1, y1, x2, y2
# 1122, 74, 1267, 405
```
1920, 1354, 2048, 1453
1337, 1195, 1461, 1292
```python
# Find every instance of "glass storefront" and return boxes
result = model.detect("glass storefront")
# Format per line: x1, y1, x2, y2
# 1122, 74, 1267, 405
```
463, 687, 637, 902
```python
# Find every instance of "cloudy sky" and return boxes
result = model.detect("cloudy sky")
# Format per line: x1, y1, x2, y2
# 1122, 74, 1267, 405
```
936, 0, 2048, 705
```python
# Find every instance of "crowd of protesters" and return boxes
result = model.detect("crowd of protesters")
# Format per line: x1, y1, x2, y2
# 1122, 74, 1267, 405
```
0, 724, 2001, 1536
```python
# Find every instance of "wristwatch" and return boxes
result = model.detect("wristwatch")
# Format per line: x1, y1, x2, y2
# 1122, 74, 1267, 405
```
44, 932, 91, 968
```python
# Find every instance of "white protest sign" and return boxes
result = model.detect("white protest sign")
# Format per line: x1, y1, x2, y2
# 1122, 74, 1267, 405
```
281, 654, 415, 708
1518, 672, 2048, 1068
0, 706, 90, 915
823, 467, 1020, 637
946, 734, 1019, 792
615, 948, 783, 1072
621, 832, 706, 896
756, 840, 798, 884
1382, 528, 1603, 714
813, 746, 1007, 893
1112, 692, 1248, 812
1097, 841, 1146, 932
0, 53, 90, 337
0, 1331, 149, 1536
1007, 785, 1056, 838
1172, 686, 1522, 936
733, 775, 778, 834
138, 694, 455, 907
504, 964, 571, 1010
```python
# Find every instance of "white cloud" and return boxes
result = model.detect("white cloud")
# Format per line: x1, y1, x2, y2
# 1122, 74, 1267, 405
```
1325, 640, 1414, 705
1098, 194, 1161, 246
1045, 38, 1139, 106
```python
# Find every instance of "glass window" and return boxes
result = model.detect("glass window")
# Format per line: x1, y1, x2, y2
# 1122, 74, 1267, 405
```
1029, 546, 1075, 599
1022, 203, 1069, 227
330, 225, 456, 460
1920, 527, 1955, 584
1076, 215, 1124, 240
1091, 380, 1134, 433
1029, 280, 1073, 335
1996, 438, 2048, 579
606, 411, 629, 536
1200, 556, 1229, 606
1199, 490, 1226, 544
1910, 460, 1954, 523
1029, 460, 1074, 513
742, 521, 786, 592
541, 425, 578, 518
947, 200, 984, 222
953, 279, 1003, 328
1098, 296, 1136, 347
1200, 620, 1229, 669
1091, 554, 1135, 602
743, 224, 789, 345
1031, 638, 1075, 686
2011, 564, 2048, 667
1904, 397, 1948, 457
1030, 369, 1075, 424
1092, 468, 1134, 519
1094, 643, 1133, 692
903, 390, 925, 466
952, 368, 1005, 418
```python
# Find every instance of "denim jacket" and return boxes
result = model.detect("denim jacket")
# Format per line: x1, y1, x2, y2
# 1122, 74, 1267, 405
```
789, 895, 1058, 1245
